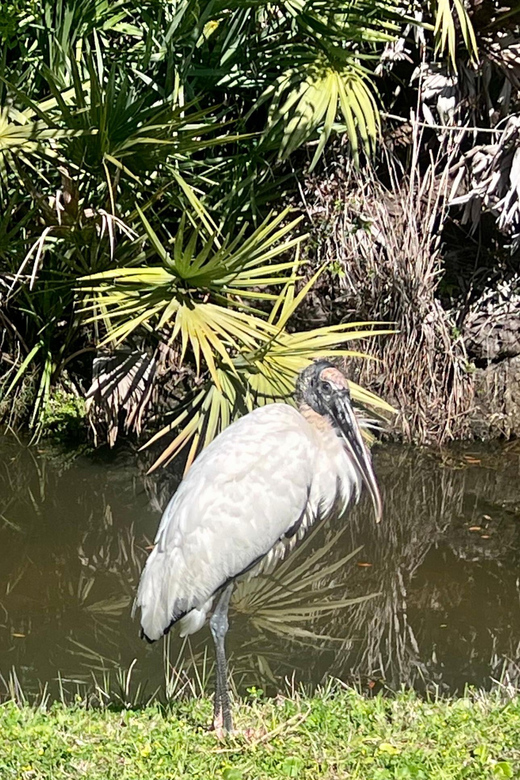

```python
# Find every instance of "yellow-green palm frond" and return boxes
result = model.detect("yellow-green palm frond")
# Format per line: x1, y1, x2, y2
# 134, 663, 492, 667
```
142, 262, 395, 473
79, 203, 305, 311
262, 52, 380, 169
0, 106, 86, 184
143, 316, 394, 473
78, 202, 307, 394
432, 0, 478, 66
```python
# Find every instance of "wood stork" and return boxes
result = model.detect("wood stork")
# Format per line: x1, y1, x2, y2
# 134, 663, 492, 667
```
135, 360, 382, 734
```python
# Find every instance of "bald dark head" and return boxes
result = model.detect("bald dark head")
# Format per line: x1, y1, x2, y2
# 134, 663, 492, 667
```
295, 360, 382, 523
295, 360, 350, 415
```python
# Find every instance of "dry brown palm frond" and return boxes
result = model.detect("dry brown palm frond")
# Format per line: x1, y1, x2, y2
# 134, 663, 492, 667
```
86, 348, 158, 446
462, 273, 520, 439
450, 116, 520, 249
484, 30, 520, 96
413, 62, 459, 127
305, 124, 473, 444
464, 275, 520, 362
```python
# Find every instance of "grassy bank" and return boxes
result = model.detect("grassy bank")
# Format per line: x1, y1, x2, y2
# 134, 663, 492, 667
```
1, 688, 519, 779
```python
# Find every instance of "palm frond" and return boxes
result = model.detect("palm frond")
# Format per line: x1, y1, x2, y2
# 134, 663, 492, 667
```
233, 522, 379, 641
78, 201, 309, 393
261, 52, 380, 168
141, 258, 395, 472
433, 0, 478, 66
86, 349, 157, 446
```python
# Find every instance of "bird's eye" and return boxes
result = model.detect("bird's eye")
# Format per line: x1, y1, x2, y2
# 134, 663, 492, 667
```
319, 380, 333, 396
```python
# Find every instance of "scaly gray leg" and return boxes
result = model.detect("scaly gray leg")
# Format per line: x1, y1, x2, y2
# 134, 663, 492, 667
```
209, 581, 234, 735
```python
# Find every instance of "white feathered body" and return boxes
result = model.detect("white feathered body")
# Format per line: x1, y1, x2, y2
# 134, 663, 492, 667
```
136, 402, 362, 641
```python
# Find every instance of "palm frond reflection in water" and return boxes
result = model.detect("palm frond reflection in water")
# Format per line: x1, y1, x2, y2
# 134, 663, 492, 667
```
233, 522, 379, 642
4, 439, 520, 702
321, 447, 467, 689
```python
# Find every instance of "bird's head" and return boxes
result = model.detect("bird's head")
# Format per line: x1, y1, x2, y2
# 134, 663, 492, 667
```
296, 360, 382, 523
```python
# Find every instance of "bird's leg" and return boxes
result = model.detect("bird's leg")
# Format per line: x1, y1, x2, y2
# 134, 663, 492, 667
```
209, 581, 234, 736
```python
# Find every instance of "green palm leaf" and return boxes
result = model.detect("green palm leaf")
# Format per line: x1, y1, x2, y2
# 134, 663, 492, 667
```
78, 197, 310, 392
142, 281, 394, 472
262, 52, 380, 169
433, 0, 478, 66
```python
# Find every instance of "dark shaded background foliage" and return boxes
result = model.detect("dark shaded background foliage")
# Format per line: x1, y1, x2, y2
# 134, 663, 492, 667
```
0, 0, 519, 455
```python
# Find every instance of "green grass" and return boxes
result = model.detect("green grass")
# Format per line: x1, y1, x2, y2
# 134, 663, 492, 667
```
1, 687, 519, 779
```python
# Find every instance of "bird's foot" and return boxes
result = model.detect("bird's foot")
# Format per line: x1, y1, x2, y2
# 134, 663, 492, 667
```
212, 710, 234, 739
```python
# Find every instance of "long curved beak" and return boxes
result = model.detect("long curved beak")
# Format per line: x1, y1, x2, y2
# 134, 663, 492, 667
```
330, 392, 382, 523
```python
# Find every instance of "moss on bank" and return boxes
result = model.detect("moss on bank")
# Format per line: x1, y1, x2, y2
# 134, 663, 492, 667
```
1, 688, 519, 779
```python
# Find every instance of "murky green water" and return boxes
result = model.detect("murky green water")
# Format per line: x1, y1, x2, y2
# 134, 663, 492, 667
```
1, 435, 520, 703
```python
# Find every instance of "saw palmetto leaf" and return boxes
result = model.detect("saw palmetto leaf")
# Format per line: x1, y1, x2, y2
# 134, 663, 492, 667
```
2, 42, 233, 197
142, 290, 395, 472
433, 0, 478, 66
80, 205, 304, 293
86, 349, 157, 446
262, 52, 380, 169
0, 106, 86, 185
125, 248, 395, 472
78, 200, 308, 394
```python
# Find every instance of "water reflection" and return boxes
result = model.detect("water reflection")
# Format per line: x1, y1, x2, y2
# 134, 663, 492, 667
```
1, 436, 520, 702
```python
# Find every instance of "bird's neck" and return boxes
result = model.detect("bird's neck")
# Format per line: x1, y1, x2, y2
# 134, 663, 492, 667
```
299, 403, 335, 433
